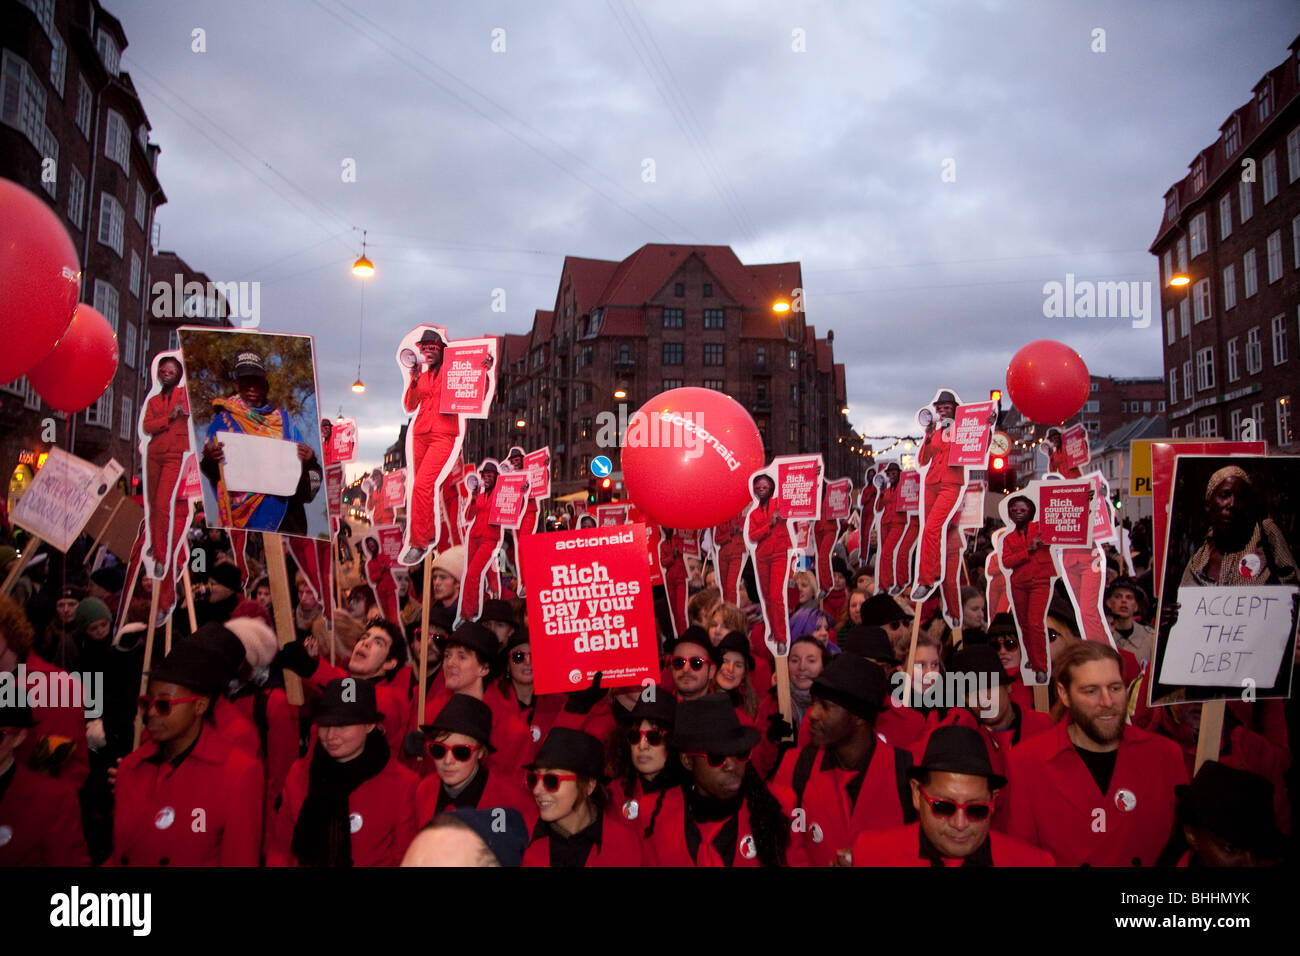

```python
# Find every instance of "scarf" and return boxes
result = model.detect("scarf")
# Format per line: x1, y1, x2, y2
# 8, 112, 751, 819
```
684, 787, 744, 865
211, 394, 289, 528
790, 686, 812, 729
1182, 519, 1298, 587
917, 824, 994, 867
291, 729, 389, 867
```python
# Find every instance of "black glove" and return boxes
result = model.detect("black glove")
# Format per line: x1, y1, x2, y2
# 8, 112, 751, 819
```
274, 641, 317, 678
766, 713, 794, 743
402, 730, 427, 759
564, 672, 605, 715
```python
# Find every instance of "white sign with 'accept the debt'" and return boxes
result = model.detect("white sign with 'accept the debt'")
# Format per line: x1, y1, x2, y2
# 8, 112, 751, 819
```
1158, 585, 1299, 688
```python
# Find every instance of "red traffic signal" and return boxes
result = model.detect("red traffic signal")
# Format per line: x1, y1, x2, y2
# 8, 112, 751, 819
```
600, 477, 612, 489
990, 389, 1002, 404
991, 456, 1006, 471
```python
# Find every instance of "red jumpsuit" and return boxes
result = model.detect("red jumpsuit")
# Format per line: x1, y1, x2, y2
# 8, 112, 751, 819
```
876, 484, 905, 591
403, 365, 462, 551
661, 531, 689, 637
0, 763, 91, 865
714, 516, 747, 606
365, 552, 402, 623
142, 385, 190, 561
985, 542, 1009, 617
851, 822, 1055, 866
812, 517, 839, 593
1054, 544, 1110, 646
459, 482, 504, 623
1048, 447, 1082, 479
999, 522, 1055, 676
746, 502, 793, 648
857, 485, 878, 562
917, 425, 965, 614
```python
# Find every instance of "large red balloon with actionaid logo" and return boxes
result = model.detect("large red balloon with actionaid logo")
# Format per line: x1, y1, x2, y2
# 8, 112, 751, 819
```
1005, 340, 1090, 425
621, 387, 765, 529
0, 177, 82, 383
27, 304, 119, 413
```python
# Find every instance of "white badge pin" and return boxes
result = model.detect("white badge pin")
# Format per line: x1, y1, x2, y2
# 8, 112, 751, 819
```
810, 823, 824, 844
739, 834, 757, 859
349, 812, 364, 834
622, 800, 639, 821
1114, 789, 1137, 812
154, 807, 175, 830
0, 825, 12, 847
531, 725, 541, 743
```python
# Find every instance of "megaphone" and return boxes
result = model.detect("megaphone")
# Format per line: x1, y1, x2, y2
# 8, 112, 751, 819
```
399, 348, 420, 369
917, 407, 935, 428
873, 471, 889, 490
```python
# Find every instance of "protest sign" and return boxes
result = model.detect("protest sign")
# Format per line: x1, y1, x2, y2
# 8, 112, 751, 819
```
949, 401, 996, 468
524, 448, 550, 500
179, 456, 201, 501
325, 464, 344, 520
1157, 586, 1297, 688
329, 417, 357, 462
1037, 480, 1092, 547
12, 448, 123, 552
596, 504, 629, 526
792, 521, 813, 552
439, 339, 497, 416
680, 532, 700, 560
958, 480, 985, 531
898, 469, 921, 513
520, 524, 659, 694
489, 472, 528, 528
80, 488, 146, 563
371, 525, 405, 563
1129, 437, 1201, 497
1088, 472, 1117, 544
382, 470, 405, 509
824, 478, 853, 520
1062, 423, 1090, 470
775, 455, 822, 520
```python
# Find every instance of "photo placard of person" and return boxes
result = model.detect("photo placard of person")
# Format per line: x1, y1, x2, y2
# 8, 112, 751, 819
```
394, 325, 496, 567
1048, 471, 1115, 650
994, 486, 1058, 701
327, 416, 357, 463
1061, 423, 1090, 470
178, 329, 328, 540
519, 523, 659, 695
596, 504, 630, 526
325, 464, 344, 521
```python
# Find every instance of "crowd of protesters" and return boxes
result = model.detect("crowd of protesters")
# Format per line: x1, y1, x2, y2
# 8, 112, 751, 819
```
0, 503, 1294, 868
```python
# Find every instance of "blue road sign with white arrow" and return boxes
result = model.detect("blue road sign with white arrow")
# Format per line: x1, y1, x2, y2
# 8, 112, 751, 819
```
590, 456, 612, 478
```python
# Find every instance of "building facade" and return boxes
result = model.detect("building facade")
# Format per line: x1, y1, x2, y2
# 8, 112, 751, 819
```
1151, 35, 1300, 450
461, 244, 859, 496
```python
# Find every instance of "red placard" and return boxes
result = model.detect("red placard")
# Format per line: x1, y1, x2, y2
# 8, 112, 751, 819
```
439, 339, 496, 416
1062, 423, 1090, 470
179, 454, 201, 502
958, 480, 985, 530
488, 472, 528, 528
330, 418, 357, 463
792, 521, 813, 551
596, 504, 629, 526
680, 532, 700, 559
325, 463, 344, 520
1088, 472, 1116, 544
1038, 481, 1092, 546
521, 523, 660, 694
382, 470, 405, 508
373, 525, 405, 562
823, 478, 853, 520
524, 448, 550, 500
949, 401, 996, 468
898, 470, 921, 513
775, 455, 822, 520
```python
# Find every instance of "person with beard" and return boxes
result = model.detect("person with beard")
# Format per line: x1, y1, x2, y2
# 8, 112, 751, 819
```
269, 678, 418, 866
608, 689, 685, 828
458, 461, 509, 625
851, 725, 1054, 866
1006, 641, 1187, 866
774, 653, 915, 866
142, 356, 191, 576
199, 351, 322, 535
642, 694, 793, 866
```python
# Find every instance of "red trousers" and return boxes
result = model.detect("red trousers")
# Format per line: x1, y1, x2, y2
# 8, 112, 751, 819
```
895, 518, 919, 588
409, 432, 458, 549
436, 480, 463, 550
665, 567, 689, 637
1009, 576, 1051, 675
376, 576, 401, 624
918, 482, 962, 586
1059, 548, 1109, 646
146, 451, 185, 559
756, 549, 789, 648
717, 540, 747, 606
459, 532, 500, 622
878, 522, 905, 591
813, 527, 836, 592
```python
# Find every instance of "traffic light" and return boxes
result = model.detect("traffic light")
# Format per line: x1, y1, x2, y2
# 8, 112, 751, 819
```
587, 476, 598, 505
598, 476, 613, 504
987, 455, 1016, 494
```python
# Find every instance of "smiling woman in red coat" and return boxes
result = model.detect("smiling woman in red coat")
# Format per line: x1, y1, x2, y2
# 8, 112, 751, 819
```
269, 678, 418, 867
523, 728, 642, 866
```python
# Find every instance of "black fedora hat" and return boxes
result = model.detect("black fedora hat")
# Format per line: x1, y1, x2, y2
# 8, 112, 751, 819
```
150, 638, 230, 696
422, 693, 494, 748
417, 328, 446, 346
445, 621, 498, 662
1176, 760, 1283, 855
838, 625, 898, 666
627, 686, 677, 729
947, 643, 1005, 688
811, 653, 887, 720
664, 625, 713, 657
908, 725, 1006, 789
859, 593, 912, 627
526, 727, 605, 779
671, 693, 760, 756
710, 631, 755, 670
479, 599, 515, 627
986, 612, 1017, 640
189, 622, 246, 681
315, 677, 384, 727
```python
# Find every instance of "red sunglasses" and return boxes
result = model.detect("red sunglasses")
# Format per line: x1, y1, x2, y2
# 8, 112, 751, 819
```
626, 728, 666, 747
689, 749, 751, 768
671, 656, 709, 672
526, 771, 580, 792
918, 786, 994, 821
429, 742, 480, 762
138, 694, 203, 717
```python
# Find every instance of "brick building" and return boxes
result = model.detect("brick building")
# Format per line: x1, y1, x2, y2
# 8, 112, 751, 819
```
1151, 35, 1300, 449
461, 244, 859, 497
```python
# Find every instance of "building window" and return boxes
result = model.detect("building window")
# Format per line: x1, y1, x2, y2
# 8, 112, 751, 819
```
755, 381, 768, 402
788, 349, 798, 371
97, 193, 124, 256
1159, 401, 1166, 412
1289, 126, 1300, 183
703, 308, 724, 329
105, 109, 130, 176
1120, 400, 1127, 414
755, 347, 767, 369
49, 32, 66, 97
66, 165, 85, 228
85, 385, 113, 428
75, 74, 91, 137
1246, 327, 1263, 375
703, 282, 713, 297
1225, 118, 1240, 156
1218, 193, 1232, 240
1193, 278, 1212, 323
1165, 308, 1175, 345
662, 307, 683, 328
1252, 402, 1265, 436
1230, 408, 1244, 441
1263, 151, 1278, 203
789, 384, 799, 405
23, 377, 40, 410
168, 330, 179, 352
1294, 215, 1300, 269
134, 183, 146, 227
580, 345, 592, 367
1143, 401, 1152, 413
0, 50, 47, 150
1198, 414, 1218, 438
703, 379, 725, 392
1227, 337, 1240, 382
1189, 212, 1207, 257
1175, 237, 1187, 272
96, 29, 120, 76
703, 343, 724, 366
1165, 192, 1178, 223
788, 421, 797, 443
119, 397, 133, 439
39, 126, 57, 198
662, 342, 683, 365
1179, 298, 1190, 337
92, 279, 119, 333
1266, 231, 1283, 284
1083, 400, 1100, 413
123, 320, 137, 368
1279, 397, 1294, 446
1195, 347, 1215, 391
1273, 314, 1288, 365
1182, 360, 1192, 401
673, 282, 684, 297
661, 379, 683, 391
129, 250, 141, 297
616, 344, 630, 364
1243, 249, 1258, 297
1162, 250, 1172, 283
1218, 265, 1236, 312
1258, 80, 1273, 121
1191, 158, 1205, 193
1239, 180, 1253, 222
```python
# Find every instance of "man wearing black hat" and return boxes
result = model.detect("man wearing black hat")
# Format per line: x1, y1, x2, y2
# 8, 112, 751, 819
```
665, 626, 717, 701
196, 561, 243, 626
913, 391, 971, 621
113, 638, 263, 865
478, 598, 516, 648
1104, 577, 1154, 663
0, 702, 90, 865
838, 625, 929, 750
269, 677, 418, 866
199, 350, 322, 535
851, 725, 1054, 866
1174, 761, 1284, 867
773, 653, 915, 866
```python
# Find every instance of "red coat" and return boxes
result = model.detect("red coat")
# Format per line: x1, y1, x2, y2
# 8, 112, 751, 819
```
229, 686, 301, 846
0, 764, 90, 866
522, 811, 644, 866
1006, 720, 1187, 867
414, 766, 537, 829
1048, 448, 1081, 479
1000, 524, 1054, 583
876, 698, 931, 750
269, 752, 419, 866
15, 652, 90, 791
142, 386, 190, 456
403, 365, 460, 436
918, 426, 964, 487
307, 659, 410, 750
851, 822, 1055, 866
746, 501, 792, 556
773, 741, 911, 867
878, 485, 904, 532
112, 726, 263, 866
640, 785, 801, 866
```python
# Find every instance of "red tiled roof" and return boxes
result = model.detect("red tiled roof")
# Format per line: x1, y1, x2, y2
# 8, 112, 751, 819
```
560, 258, 620, 314
529, 310, 554, 345
816, 338, 833, 374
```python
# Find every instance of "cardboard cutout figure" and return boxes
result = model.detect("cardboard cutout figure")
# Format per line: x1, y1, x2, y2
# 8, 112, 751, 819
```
1049, 471, 1115, 648
712, 508, 748, 607
323, 416, 357, 466
361, 533, 401, 622
501, 444, 548, 596
889, 467, 922, 594
856, 466, 879, 565
874, 463, 905, 592
659, 526, 695, 637
395, 325, 496, 565
995, 487, 1057, 685
1044, 424, 1088, 479
745, 455, 822, 655
138, 350, 196, 580
458, 458, 521, 624
815, 478, 852, 592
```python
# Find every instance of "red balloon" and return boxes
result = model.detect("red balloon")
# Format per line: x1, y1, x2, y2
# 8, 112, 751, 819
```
1005, 340, 1090, 425
620, 387, 765, 530
27, 304, 119, 414
0, 177, 80, 382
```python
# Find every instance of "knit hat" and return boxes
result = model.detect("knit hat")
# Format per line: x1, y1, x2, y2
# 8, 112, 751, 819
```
430, 546, 466, 581
74, 597, 112, 630
223, 615, 279, 670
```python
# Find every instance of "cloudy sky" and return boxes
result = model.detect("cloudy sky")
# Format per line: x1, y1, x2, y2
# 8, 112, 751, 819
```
113, 0, 1298, 475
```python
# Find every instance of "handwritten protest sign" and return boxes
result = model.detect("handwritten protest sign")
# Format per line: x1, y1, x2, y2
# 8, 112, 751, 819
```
824, 478, 853, 520
949, 401, 995, 468
898, 469, 921, 513
1062, 423, 1090, 470
1038, 481, 1092, 547
776, 456, 822, 520
439, 339, 496, 416
488, 472, 528, 528
12, 449, 123, 552
1158, 585, 1298, 688
520, 524, 659, 694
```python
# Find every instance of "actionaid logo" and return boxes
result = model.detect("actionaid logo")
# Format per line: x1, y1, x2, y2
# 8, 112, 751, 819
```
151, 273, 261, 328
1041, 274, 1152, 330
595, 404, 743, 469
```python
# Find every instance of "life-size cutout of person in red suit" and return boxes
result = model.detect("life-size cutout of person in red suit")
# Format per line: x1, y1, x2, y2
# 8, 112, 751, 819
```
362, 536, 402, 623
459, 461, 512, 625
746, 473, 793, 651
661, 527, 690, 637
875, 463, 905, 593
812, 480, 840, 594
502, 445, 543, 594
713, 512, 748, 607
141, 355, 191, 578
997, 494, 1055, 682
1045, 428, 1082, 479
401, 328, 492, 565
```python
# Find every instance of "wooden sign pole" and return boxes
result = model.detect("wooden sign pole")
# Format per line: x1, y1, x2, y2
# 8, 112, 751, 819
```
82, 498, 124, 564
132, 586, 163, 750
262, 532, 304, 706
1033, 683, 1050, 714
903, 601, 922, 703
164, 609, 174, 655
1, 536, 42, 596
1194, 699, 1225, 774
775, 655, 793, 730
417, 551, 432, 729
181, 564, 198, 633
